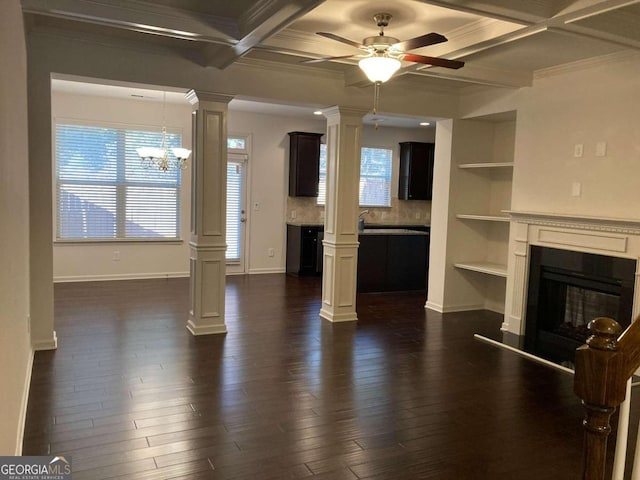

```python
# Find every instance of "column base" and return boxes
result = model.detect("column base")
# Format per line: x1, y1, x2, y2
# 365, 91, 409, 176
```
187, 320, 227, 336
319, 308, 358, 323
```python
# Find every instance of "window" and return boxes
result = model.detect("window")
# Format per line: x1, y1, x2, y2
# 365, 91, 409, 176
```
317, 146, 393, 207
55, 122, 183, 240
227, 137, 247, 150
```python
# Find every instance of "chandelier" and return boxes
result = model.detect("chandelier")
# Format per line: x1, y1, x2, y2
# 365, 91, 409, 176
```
136, 91, 191, 171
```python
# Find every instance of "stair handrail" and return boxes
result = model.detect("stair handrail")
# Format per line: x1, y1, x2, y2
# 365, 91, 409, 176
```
574, 316, 640, 480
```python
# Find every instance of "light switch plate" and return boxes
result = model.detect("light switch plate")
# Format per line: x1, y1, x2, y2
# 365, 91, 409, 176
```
572, 182, 581, 197
596, 141, 607, 157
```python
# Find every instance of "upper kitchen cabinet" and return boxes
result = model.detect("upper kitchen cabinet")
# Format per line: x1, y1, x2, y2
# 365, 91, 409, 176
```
288, 132, 323, 197
398, 142, 435, 200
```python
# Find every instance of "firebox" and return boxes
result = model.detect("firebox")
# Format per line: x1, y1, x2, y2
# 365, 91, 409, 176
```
525, 246, 636, 366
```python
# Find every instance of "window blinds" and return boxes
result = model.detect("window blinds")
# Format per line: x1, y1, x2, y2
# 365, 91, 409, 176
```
55, 123, 182, 240
317, 146, 392, 207
226, 160, 244, 261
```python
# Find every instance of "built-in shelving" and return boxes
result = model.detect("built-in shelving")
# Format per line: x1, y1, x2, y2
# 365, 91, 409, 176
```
454, 262, 507, 278
456, 214, 510, 222
458, 162, 514, 169
449, 112, 516, 314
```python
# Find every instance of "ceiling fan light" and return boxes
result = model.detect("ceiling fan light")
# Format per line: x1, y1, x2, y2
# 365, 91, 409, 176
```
358, 56, 401, 83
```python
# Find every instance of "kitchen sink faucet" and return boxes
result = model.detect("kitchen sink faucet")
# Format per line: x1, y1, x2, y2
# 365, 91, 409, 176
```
358, 210, 369, 231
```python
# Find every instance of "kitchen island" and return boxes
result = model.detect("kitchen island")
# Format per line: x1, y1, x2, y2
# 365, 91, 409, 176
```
357, 228, 429, 293
286, 224, 430, 293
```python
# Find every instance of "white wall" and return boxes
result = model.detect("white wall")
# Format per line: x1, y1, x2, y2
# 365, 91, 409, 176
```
461, 52, 640, 220
0, 0, 33, 455
52, 92, 193, 281
228, 110, 326, 274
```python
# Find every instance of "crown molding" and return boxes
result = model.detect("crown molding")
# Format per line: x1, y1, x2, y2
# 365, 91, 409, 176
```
233, 56, 345, 81
533, 50, 640, 79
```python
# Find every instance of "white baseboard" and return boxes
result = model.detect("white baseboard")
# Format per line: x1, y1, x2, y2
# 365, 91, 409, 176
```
16, 348, 34, 456
427, 302, 486, 313
53, 272, 189, 283
485, 304, 506, 315
424, 301, 443, 312
248, 268, 286, 275
32, 330, 57, 351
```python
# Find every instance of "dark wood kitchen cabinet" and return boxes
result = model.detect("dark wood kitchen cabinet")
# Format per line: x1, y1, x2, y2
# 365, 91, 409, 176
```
357, 232, 429, 293
288, 132, 323, 197
286, 224, 323, 276
398, 142, 435, 200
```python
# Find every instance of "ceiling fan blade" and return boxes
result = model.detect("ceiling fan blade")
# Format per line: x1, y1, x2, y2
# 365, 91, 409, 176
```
394, 32, 447, 51
403, 53, 465, 69
316, 32, 363, 49
301, 55, 355, 64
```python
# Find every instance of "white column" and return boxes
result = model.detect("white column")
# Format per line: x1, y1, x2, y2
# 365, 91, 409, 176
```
186, 90, 233, 335
320, 106, 367, 323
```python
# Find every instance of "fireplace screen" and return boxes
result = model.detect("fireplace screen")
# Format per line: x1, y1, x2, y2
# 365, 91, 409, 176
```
557, 285, 620, 342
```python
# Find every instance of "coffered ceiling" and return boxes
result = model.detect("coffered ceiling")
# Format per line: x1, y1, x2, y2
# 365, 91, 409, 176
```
22, 0, 640, 91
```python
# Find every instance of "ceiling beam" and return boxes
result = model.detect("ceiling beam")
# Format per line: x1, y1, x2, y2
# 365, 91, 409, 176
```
407, 62, 532, 88
413, 0, 539, 25
206, 0, 326, 68
553, 0, 640, 21
21, 0, 240, 43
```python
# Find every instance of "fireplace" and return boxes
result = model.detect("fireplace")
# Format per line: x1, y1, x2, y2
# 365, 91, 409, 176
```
524, 246, 635, 365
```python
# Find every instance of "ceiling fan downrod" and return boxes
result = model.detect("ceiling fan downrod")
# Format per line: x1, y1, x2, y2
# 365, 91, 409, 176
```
373, 13, 392, 36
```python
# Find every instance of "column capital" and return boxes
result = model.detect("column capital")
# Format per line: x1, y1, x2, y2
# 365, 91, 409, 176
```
186, 90, 234, 107
323, 106, 369, 123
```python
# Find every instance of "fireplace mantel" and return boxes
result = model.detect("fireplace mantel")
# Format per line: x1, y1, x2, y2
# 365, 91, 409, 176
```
506, 210, 640, 235
503, 210, 640, 336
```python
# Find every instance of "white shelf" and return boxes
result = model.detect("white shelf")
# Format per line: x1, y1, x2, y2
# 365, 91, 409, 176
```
456, 214, 510, 223
458, 162, 514, 169
454, 262, 507, 278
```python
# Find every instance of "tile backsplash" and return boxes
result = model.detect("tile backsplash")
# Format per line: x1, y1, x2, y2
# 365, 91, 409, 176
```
287, 197, 431, 225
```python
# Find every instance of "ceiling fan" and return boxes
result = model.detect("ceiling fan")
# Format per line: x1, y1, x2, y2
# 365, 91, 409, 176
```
303, 12, 465, 83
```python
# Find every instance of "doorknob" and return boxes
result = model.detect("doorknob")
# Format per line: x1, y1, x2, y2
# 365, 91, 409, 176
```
240, 217, 247, 223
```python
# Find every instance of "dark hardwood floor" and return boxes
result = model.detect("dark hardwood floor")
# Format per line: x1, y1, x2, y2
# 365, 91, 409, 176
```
22, 274, 605, 479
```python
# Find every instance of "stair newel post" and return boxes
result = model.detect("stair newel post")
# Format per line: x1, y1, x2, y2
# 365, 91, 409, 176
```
574, 317, 626, 480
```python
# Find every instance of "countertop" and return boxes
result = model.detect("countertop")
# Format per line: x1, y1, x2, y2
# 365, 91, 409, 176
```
359, 228, 429, 236
287, 222, 430, 229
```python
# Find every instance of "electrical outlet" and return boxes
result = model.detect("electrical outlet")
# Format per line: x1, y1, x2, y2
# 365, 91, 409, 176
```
291, 209, 296, 219
596, 141, 607, 157
268, 248, 275, 257
113, 251, 120, 261
573, 144, 583, 158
